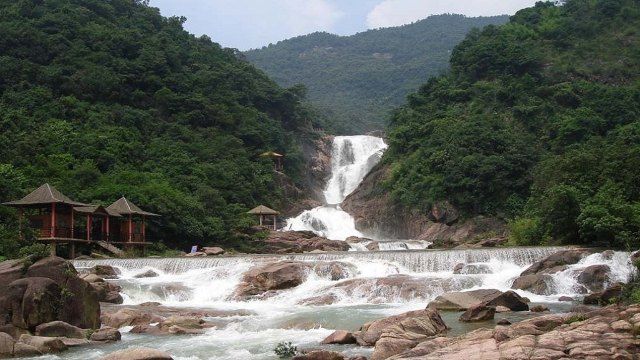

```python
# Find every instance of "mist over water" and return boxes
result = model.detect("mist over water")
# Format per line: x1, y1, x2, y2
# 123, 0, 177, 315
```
285, 135, 387, 242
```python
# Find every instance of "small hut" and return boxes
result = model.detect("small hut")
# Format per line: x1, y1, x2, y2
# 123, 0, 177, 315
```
259, 151, 284, 171
248, 205, 279, 230
106, 197, 159, 244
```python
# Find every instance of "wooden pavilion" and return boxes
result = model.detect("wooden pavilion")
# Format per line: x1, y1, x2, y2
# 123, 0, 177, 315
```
106, 197, 159, 244
260, 151, 284, 171
2, 184, 159, 256
248, 205, 279, 230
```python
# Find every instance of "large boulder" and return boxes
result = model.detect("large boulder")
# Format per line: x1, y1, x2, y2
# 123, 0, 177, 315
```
0, 259, 29, 292
89, 265, 120, 279
90, 280, 124, 304
26, 257, 100, 329
576, 265, 610, 292
18, 334, 67, 354
0, 277, 61, 332
235, 261, 311, 298
99, 347, 173, 360
35, 321, 86, 339
293, 350, 344, 360
511, 274, 553, 295
263, 231, 350, 253
458, 303, 495, 322
0, 332, 41, 358
520, 250, 588, 276
428, 289, 528, 311
101, 308, 162, 329
321, 330, 356, 345
90, 327, 121, 342
583, 282, 623, 305
202, 247, 225, 256
363, 308, 448, 360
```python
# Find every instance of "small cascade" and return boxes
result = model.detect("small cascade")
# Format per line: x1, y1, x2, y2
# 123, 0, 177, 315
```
73, 247, 635, 308
285, 135, 387, 241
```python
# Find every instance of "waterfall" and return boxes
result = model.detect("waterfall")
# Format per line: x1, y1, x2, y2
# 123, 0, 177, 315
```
285, 135, 387, 241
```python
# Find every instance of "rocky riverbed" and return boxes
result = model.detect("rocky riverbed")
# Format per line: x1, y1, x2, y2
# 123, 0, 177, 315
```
0, 247, 638, 359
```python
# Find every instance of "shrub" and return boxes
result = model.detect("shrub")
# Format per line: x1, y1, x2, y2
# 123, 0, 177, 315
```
18, 243, 51, 261
274, 342, 297, 359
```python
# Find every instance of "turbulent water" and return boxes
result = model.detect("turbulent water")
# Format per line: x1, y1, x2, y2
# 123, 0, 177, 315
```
66, 248, 636, 360
285, 136, 387, 242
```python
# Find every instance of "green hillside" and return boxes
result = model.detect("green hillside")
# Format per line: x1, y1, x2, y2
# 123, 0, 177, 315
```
245, 14, 509, 134
384, 0, 640, 248
0, 0, 318, 255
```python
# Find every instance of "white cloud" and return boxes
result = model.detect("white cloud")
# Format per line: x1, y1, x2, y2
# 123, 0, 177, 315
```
366, 0, 538, 29
280, 0, 345, 34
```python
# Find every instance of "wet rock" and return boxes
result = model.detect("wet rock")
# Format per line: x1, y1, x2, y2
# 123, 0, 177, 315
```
312, 262, 354, 281
161, 316, 204, 330
90, 327, 121, 342
101, 308, 162, 329
530, 305, 550, 312
18, 334, 67, 353
0, 259, 29, 291
345, 236, 372, 243
235, 261, 311, 298
35, 321, 86, 339
148, 283, 191, 301
496, 319, 511, 325
365, 242, 380, 251
321, 330, 356, 345
459, 303, 495, 322
293, 350, 344, 360
298, 294, 339, 306
59, 337, 91, 347
511, 274, 553, 295
520, 250, 588, 276
452, 263, 464, 274
81, 274, 104, 283
203, 247, 225, 256
135, 270, 160, 278
1, 277, 61, 331
0, 324, 28, 339
559, 296, 574, 302
495, 306, 510, 313
583, 282, 623, 305
26, 257, 101, 329
0, 332, 41, 358
576, 264, 610, 292
428, 289, 528, 311
457, 264, 492, 275
366, 308, 448, 360
184, 251, 207, 257
90, 280, 123, 304
99, 347, 173, 360
630, 250, 640, 264
89, 265, 120, 279
263, 230, 350, 253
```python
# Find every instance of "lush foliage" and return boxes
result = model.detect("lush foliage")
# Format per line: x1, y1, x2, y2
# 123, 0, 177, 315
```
246, 15, 509, 133
0, 0, 317, 256
385, 0, 640, 249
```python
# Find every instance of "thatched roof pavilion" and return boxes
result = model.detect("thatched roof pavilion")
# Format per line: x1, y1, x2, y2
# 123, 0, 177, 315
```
248, 205, 279, 230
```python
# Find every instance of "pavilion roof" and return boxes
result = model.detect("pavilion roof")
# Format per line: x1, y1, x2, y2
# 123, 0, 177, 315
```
2, 183, 87, 207
106, 197, 159, 217
73, 205, 122, 217
247, 205, 279, 215
259, 151, 284, 158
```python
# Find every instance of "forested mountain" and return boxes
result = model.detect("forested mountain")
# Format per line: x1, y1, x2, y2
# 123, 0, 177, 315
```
0, 0, 318, 255
383, 0, 640, 248
245, 14, 509, 133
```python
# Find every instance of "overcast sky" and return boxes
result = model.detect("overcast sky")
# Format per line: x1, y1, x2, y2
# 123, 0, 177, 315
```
150, 0, 538, 51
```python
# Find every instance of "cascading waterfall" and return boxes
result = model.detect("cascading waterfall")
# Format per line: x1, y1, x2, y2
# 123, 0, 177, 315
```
285, 135, 386, 242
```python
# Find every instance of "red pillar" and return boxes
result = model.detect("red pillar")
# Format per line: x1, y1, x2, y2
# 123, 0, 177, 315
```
128, 214, 133, 242
70, 209, 75, 239
51, 202, 56, 238
106, 216, 110, 241
142, 215, 146, 243
86, 214, 92, 241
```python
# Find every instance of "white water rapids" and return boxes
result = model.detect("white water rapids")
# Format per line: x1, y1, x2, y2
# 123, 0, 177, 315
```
66, 248, 636, 360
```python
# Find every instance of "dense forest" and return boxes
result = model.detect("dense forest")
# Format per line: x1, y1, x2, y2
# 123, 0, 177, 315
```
245, 15, 509, 134
384, 0, 640, 249
0, 0, 320, 257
